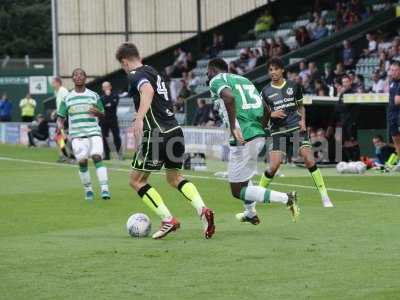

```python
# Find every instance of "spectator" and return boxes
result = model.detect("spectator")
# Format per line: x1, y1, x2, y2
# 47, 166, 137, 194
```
342, 40, 355, 69
302, 74, 314, 94
236, 49, 250, 74
362, 5, 373, 20
313, 18, 329, 40
178, 79, 192, 100
372, 135, 396, 166
27, 114, 49, 147
353, 74, 365, 93
308, 62, 322, 83
333, 62, 346, 81
0, 93, 12, 122
371, 70, 385, 93
336, 75, 360, 161
377, 52, 390, 74
254, 9, 274, 37
276, 37, 290, 55
295, 26, 312, 47
188, 72, 201, 92
322, 62, 335, 86
207, 33, 224, 58
228, 62, 239, 74
247, 49, 259, 71
260, 38, 271, 60
51, 77, 69, 111
363, 33, 378, 56
299, 61, 310, 82
314, 79, 329, 96
100, 81, 122, 160
193, 99, 214, 126
19, 93, 36, 122
184, 52, 197, 72
307, 12, 320, 37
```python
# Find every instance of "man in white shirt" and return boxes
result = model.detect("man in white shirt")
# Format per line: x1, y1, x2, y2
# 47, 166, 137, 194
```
371, 71, 385, 93
52, 77, 69, 110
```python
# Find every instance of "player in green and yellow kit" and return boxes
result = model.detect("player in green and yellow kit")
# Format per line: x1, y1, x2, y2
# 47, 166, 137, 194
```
207, 58, 299, 223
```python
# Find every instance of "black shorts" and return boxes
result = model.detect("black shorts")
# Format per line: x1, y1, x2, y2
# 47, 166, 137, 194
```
268, 129, 311, 155
131, 127, 185, 171
389, 119, 400, 137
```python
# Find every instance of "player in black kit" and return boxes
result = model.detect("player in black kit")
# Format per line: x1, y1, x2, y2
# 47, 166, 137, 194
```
259, 58, 333, 208
115, 42, 215, 239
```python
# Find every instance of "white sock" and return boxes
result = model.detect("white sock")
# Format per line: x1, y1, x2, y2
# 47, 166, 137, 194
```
269, 191, 288, 204
95, 165, 109, 192
244, 201, 257, 218
243, 186, 269, 203
79, 170, 92, 192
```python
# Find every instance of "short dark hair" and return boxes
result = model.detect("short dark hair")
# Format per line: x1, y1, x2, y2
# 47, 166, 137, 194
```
342, 74, 351, 81
72, 68, 87, 77
208, 58, 228, 72
391, 60, 400, 67
373, 134, 384, 141
267, 57, 284, 70
116, 42, 140, 61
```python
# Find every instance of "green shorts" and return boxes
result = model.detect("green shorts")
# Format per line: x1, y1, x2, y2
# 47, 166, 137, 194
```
268, 129, 311, 155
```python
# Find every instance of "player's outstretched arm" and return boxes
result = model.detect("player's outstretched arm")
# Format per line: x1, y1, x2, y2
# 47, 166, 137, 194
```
220, 88, 244, 145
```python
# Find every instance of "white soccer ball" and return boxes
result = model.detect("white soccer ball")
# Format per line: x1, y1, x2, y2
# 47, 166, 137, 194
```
126, 213, 151, 238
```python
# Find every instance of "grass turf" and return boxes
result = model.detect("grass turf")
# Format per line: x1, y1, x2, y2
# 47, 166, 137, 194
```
0, 143, 400, 300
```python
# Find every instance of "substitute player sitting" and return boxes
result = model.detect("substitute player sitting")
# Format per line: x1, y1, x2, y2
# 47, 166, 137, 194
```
57, 68, 110, 201
207, 58, 299, 224
260, 58, 333, 208
115, 42, 215, 239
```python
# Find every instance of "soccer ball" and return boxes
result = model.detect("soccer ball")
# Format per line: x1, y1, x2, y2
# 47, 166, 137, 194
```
126, 213, 151, 238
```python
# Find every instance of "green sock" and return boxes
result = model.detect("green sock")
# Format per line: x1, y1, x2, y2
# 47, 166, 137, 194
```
309, 165, 328, 197
259, 171, 273, 188
178, 180, 206, 216
137, 184, 172, 220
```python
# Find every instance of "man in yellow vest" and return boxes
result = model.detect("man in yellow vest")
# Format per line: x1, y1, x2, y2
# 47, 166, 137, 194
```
19, 93, 36, 122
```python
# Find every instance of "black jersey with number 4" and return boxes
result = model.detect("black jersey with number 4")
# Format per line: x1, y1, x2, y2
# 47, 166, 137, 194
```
261, 80, 304, 135
128, 65, 179, 132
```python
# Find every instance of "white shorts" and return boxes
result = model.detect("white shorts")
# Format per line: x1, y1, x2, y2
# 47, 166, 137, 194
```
228, 137, 265, 183
71, 136, 104, 161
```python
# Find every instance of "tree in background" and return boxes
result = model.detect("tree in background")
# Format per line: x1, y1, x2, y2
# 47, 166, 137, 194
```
0, 0, 51, 58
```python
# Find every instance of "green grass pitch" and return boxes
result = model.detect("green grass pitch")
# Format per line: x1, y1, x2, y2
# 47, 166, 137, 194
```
1, 143, 400, 300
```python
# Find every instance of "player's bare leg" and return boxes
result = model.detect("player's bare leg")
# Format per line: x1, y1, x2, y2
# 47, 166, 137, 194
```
299, 146, 333, 207
130, 170, 179, 239
166, 169, 215, 239
259, 151, 283, 188
78, 158, 94, 201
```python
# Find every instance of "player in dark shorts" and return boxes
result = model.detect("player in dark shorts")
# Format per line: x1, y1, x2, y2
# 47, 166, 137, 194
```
387, 60, 400, 170
259, 58, 333, 208
115, 43, 215, 239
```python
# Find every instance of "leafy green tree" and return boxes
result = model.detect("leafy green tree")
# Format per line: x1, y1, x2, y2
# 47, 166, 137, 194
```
0, 0, 51, 58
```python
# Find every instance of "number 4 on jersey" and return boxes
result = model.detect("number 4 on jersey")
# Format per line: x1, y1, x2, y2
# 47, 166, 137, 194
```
157, 75, 169, 101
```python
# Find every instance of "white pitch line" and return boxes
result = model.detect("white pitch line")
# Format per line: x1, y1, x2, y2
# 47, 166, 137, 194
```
1, 156, 400, 198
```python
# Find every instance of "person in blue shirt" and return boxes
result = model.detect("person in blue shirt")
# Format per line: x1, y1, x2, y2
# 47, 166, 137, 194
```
388, 61, 400, 166
0, 93, 12, 122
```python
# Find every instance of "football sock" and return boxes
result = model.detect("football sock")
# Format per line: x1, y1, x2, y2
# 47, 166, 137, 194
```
79, 165, 92, 192
308, 164, 328, 197
240, 186, 288, 204
244, 201, 257, 218
94, 161, 109, 192
259, 170, 274, 188
387, 153, 398, 166
137, 184, 172, 221
177, 180, 205, 216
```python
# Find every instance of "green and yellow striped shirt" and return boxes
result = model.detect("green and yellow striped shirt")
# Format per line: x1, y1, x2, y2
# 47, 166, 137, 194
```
57, 88, 104, 139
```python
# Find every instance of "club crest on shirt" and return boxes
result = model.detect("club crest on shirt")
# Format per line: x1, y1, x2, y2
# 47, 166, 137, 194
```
286, 88, 294, 96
